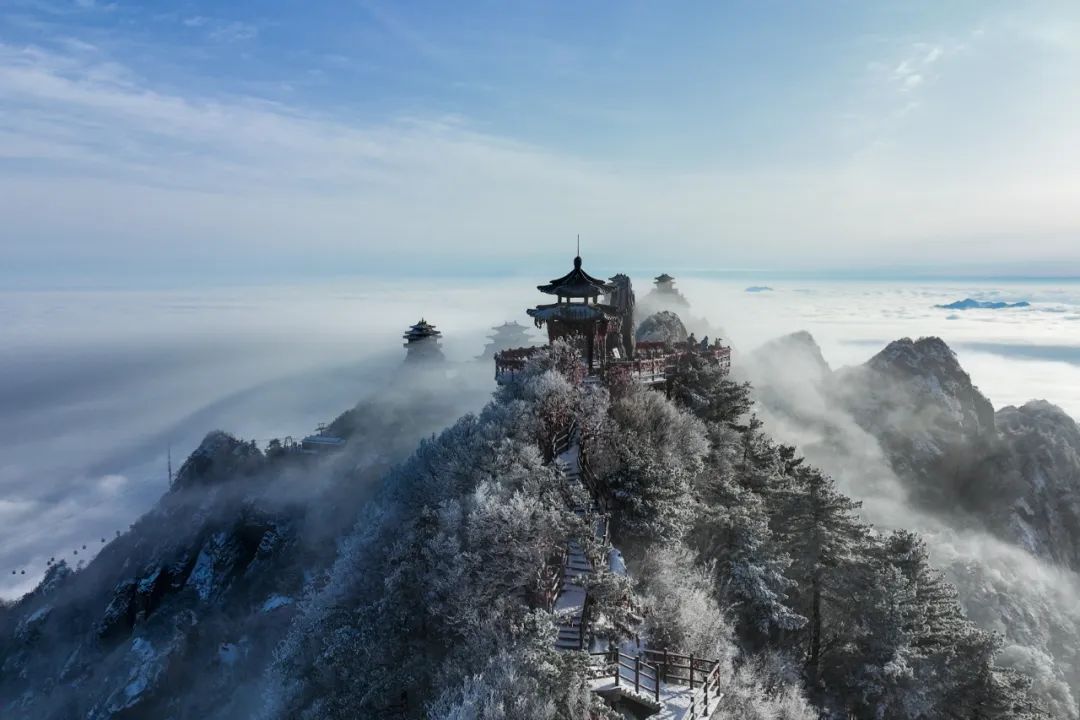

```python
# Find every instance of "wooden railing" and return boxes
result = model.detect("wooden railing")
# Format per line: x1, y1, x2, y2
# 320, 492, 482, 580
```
588, 648, 723, 716
641, 649, 723, 719
551, 420, 576, 457
590, 649, 662, 704
495, 340, 731, 386
604, 341, 732, 386
494, 346, 544, 381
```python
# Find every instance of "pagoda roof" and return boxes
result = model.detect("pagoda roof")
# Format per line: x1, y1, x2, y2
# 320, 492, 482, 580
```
491, 321, 529, 331
654, 273, 675, 283
527, 302, 621, 323
403, 318, 442, 341
538, 256, 616, 298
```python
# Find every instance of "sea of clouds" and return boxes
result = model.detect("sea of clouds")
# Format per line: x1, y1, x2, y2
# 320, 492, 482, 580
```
3, 274, 1080, 598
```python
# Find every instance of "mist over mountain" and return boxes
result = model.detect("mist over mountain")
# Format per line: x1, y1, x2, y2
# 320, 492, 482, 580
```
1, 364, 493, 719
748, 331, 1080, 718
5, 0, 1080, 715
5, 281, 1080, 718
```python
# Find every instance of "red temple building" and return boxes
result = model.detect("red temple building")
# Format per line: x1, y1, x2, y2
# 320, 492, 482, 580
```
526, 254, 627, 370
495, 255, 731, 385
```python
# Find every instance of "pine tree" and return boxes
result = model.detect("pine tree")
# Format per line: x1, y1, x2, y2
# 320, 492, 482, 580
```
772, 466, 870, 688
666, 350, 753, 428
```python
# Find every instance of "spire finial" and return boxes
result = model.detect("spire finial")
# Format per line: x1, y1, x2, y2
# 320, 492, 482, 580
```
576, 234, 580, 256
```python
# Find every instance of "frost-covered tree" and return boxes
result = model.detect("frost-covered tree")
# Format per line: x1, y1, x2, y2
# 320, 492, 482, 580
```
667, 349, 753, 428
592, 385, 708, 545
636, 544, 816, 720
267, 356, 596, 719
428, 644, 613, 720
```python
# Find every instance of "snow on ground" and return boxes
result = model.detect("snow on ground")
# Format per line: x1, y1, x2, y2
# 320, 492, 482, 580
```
590, 677, 702, 720
554, 585, 586, 615
608, 547, 626, 576
186, 547, 215, 601
261, 594, 294, 612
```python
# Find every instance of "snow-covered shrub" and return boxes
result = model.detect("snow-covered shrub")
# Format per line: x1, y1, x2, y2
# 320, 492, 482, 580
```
638, 545, 727, 659
428, 643, 610, 720
593, 385, 708, 545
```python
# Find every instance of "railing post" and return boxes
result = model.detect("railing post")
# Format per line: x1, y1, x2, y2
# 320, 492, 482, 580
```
704, 674, 709, 715
613, 647, 619, 686
654, 661, 660, 703
663, 649, 669, 684
689, 653, 695, 690
634, 655, 640, 694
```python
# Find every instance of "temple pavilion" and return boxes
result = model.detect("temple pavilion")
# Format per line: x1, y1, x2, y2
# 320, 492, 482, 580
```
651, 273, 689, 306
526, 255, 628, 371
478, 321, 537, 360
403, 318, 445, 363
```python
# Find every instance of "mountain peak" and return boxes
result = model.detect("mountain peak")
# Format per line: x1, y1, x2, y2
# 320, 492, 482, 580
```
998, 399, 1079, 437
869, 336, 959, 377
755, 331, 831, 376
859, 336, 996, 444
172, 431, 265, 491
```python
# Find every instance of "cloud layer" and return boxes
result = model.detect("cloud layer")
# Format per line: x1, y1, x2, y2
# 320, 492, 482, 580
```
5, 273, 1080, 597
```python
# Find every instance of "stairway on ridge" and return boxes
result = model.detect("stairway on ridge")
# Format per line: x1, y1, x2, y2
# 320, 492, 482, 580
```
552, 433, 606, 652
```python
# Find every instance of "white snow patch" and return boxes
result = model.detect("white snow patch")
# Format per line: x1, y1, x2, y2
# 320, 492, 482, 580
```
123, 637, 157, 703
14, 604, 52, 640
137, 567, 161, 594
608, 547, 627, 576
218, 642, 240, 666
187, 549, 214, 601
261, 594, 294, 612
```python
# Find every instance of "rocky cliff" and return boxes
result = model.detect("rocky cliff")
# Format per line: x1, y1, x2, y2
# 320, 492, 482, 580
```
0, 368, 488, 720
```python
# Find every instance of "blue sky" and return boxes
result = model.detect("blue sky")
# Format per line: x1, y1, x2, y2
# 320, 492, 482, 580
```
1, 1, 1079, 285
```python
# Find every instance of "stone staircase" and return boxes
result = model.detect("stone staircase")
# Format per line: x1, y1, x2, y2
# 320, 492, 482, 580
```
554, 539, 592, 650
551, 427, 608, 652
548, 422, 724, 719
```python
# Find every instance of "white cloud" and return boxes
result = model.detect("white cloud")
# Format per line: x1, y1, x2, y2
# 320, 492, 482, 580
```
208, 20, 257, 43
97, 473, 128, 494
889, 42, 948, 94
1, 31, 1080, 274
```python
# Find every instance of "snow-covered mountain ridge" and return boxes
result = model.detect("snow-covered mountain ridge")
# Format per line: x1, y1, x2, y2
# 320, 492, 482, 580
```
1, 333, 1068, 719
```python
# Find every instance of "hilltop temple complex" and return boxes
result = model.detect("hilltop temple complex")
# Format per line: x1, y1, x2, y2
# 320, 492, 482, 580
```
397, 257, 730, 389
402, 318, 445, 364
478, 321, 538, 360
494, 255, 730, 384
646, 272, 690, 309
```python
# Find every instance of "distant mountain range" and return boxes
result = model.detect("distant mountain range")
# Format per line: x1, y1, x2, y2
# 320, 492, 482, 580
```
936, 298, 1031, 310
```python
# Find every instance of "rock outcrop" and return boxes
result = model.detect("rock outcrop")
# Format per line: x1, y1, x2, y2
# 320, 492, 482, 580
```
635, 311, 689, 345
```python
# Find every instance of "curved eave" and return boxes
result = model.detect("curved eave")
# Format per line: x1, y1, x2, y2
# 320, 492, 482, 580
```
537, 268, 616, 297
526, 303, 620, 323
